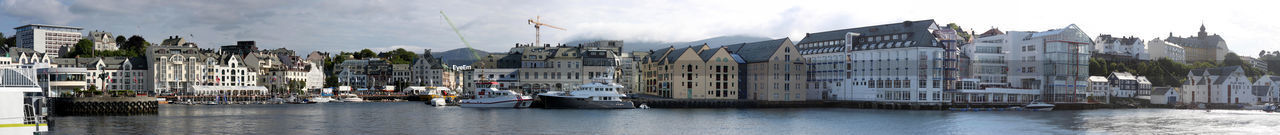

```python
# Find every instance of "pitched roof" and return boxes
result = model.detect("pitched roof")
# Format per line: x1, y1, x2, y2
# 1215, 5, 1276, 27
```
1165, 35, 1225, 49
1151, 87, 1174, 96
1110, 72, 1136, 80
698, 47, 720, 62
1088, 76, 1108, 82
723, 38, 789, 63
665, 46, 692, 63
797, 20, 941, 54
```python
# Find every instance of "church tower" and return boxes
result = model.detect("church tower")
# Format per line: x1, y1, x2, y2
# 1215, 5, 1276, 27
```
1198, 24, 1208, 37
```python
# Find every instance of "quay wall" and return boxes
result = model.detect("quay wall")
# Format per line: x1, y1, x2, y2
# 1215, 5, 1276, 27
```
630, 99, 1113, 110
52, 97, 158, 116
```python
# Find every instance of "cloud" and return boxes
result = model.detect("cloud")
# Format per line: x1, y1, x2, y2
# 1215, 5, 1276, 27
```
1, 0, 77, 24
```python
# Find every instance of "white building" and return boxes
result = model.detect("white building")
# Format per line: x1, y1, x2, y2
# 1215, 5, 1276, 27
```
797, 29, 857, 101
1250, 75, 1280, 104
1088, 76, 1108, 98
1150, 87, 1179, 105
1093, 35, 1148, 60
821, 20, 962, 104
195, 55, 263, 95
88, 30, 118, 51
1182, 66, 1254, 104
37, 67, 89, 97
1108, 72, 1142, 98
1241, 56, 1267, 70
14, 24, 82, 58
145, 36, 207, 94
86, 57, 146, 92
1146, 38, 1186, 63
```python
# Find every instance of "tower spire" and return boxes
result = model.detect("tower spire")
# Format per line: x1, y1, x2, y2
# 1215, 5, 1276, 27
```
1197, 23, 1208, 37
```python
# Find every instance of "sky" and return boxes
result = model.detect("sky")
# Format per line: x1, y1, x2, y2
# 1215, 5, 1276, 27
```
1, 0, 1277, 57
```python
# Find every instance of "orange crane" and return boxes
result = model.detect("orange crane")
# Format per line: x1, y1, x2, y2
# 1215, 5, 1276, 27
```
528, 16, 566, 47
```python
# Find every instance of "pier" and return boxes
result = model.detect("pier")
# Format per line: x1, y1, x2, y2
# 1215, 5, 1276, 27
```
629, 99, 1114, 110
52, 97, 158, 116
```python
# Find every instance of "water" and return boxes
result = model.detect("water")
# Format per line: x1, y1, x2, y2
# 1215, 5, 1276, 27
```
49, 102, 1280, 134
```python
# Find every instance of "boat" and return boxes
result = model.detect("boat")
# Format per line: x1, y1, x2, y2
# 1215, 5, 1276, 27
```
411, 86, 456, 106
0, 68, 49, 134
338, 93, 364, 102
458, 81, 533, 108
1024, 101, 1055, 111
538, 77, 635, 109
308, 96, 334, 103
1265, 103, 1278, 113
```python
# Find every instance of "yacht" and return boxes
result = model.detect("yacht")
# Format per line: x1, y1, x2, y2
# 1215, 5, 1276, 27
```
338, 93, 365, 102
458, 81, 532, 108
538, 77, 634, 109
1024, 101, 1055, 111
0, 68, 48, 134
308, 96, 334, 103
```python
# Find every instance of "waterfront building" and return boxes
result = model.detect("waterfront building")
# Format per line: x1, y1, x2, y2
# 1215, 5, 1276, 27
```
1165, 24, 1230, 62
391, 64, 412, 88
1150, 87, 1179, 104
471, 53, 520, 93
618, 51, 647, 94
334, 58, 393, 89
1145, 38, 1186, 63
973, 25, 1092, 103
1250, 75, 1279, 104
1088, 76, 1109, 99
1107, 72, 1145, 98
725, 38, 807, 101
1092, 35, 1148, 61
88, 30, 118, 51
963, 29, 1012, 87
37, 67, 88, 97
85, 57, 147, 92
5, 48, 51, 65
194, 54, 264, 95
510, 43, 621, 94
411, 49, 450, 87
1181, 66, 1251, 104
639, 44, 740, 99
949, 79, 1040, 103
145, 36, 208, 94
797, 26, 855, 101
815, 20, 962, 104
472, 68, 519, 92
13, 24, 82, 58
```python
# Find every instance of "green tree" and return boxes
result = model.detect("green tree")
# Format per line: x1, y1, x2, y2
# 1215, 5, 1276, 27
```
115, 35, 126, 46
67, 39, 95, 58
356, 49, 376, 59
946, 23, 971, 42
1223, 53, 1244, 67
384, 48, 418, 64
3, 34, 14, 48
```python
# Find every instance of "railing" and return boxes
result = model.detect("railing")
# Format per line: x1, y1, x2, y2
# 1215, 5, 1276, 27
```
0, 68, 39, 87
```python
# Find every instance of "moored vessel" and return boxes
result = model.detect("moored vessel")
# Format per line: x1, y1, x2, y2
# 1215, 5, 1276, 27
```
458, 81, 532, 108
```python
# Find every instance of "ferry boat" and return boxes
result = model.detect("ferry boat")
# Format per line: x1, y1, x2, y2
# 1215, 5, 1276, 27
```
1024, 102, 1055, 111
0, 68, 47, 134
538, 77, 634, 109
458, 81, 532, 108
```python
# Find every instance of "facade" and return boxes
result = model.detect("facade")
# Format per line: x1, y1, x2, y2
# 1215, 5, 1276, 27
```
1087, 76, 1109, 99
1240, 56, 1267, 70
145, 36, 208, 94
14, 24, 83, 58
509, 43, 622, 94
1181, 66, 1252, 104
221, 41, 259, 56
639, 44, 740, 99
1092, 35, 1148, 61
996, 25, 1093, 103
1107, 72, 1143, 98
1150, 87, 1179, 105
1146, 38, 1186, 63
1165, 24, 1230, 62
816, 20, 962, 104
725, 38, 807, 101
37, 67, 89, 97
85, 57, 147, 92
1249, 75, 1279, 104
618, 51, 647, 93
89, 30, 119, 51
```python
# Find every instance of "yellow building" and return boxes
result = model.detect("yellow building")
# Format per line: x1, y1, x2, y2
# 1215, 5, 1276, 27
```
724, 38, 808, 101
641, 44, 739, 99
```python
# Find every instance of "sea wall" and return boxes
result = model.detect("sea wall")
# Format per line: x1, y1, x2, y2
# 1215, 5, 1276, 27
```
52, 97, 158, 116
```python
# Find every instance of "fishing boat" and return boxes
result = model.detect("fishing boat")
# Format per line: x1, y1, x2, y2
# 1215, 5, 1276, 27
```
458, 81, 532, 108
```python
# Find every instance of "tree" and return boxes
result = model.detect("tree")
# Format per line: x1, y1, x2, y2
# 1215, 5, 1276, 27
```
356, 49, 376, 59
946, 23, 972, 42
115, 35, 126, 46
67, 39, 95, 58
3, 34, 14, 48
1223, 53, 1244, 67
384, 48, 418, 64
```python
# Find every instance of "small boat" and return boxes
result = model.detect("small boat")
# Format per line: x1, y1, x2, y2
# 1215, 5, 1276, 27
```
413, 86, 456, 106
1024, 102, 1054, 111
338, 93, 364, 102
458, 81, 533, 108
538, 76, 635, 109
1264, 103, 1277, 113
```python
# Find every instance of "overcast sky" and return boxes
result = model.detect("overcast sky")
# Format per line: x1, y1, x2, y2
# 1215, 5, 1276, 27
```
2, 0, 1276, 57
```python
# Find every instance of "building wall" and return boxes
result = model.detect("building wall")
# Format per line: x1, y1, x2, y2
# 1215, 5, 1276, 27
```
15, 24, 82, 58
1146, 39, 1186, 64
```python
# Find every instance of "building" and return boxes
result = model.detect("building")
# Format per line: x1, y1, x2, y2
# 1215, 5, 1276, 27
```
85, 57, 147, 92
1092, 35, 1148, 61
221, 41, 259, 56
972, 25, 1093, 103
1088, 76, 1109, 99
1146, 38, 1186, 63
1165, 24, 1230, 62
14, 24, 83, 58
88, 30, 118, 51
37, 67, 89, 97
815, 20, 962, 104
1250, 75, 1280, 104
1181, 66, 1252, 104
963, 29, 1012, 87
1150, 87, 1179, 105
1241, 56, 1267, 70
411, 49, 448, 87
797, 26, 857, 101
724, 38, 807, 101
618, 51, 647, 94
639, 44, 740, 99
1107, 72, 1144, 98
146, 36, 209, 94
509, 43, 622, 94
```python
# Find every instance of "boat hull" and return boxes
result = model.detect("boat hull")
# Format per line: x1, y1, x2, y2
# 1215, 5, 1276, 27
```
539, 95, 635, 109
458, 99, 532, 108
1025, 106, 1054, 111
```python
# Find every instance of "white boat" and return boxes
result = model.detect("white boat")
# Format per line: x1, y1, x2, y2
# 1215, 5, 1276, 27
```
0, 68, 48, 134
538, 77, 634, 109
412, 86, 456, 106
338, 93, 364, 102
308, 97, 334, 103
1024, 102, 1055, 111
458, 81, 532, 108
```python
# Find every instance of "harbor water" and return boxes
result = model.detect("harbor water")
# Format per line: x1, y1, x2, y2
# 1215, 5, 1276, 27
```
49, 102, 1280, 134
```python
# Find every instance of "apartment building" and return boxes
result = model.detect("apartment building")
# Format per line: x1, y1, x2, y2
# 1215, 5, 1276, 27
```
816, 20, 962, 104
725, 38, 807, 101
640, 44, 739, 99
14, 24, 82, 58
1145, 38, 1186, 63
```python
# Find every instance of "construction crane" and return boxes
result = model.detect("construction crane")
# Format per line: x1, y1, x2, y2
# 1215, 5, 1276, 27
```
527, 16, 566, 47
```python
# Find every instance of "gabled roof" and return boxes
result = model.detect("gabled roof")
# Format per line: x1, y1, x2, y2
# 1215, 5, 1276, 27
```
698, 47, 721, 62
722, 38, 789, 63
1152, 87, 1174, 96
1110, 72, 1137, 80
798, 20, 941, 53
1136, 76, 1151, 84
665, 46, 692, 63
1088, 76, 1108, 82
